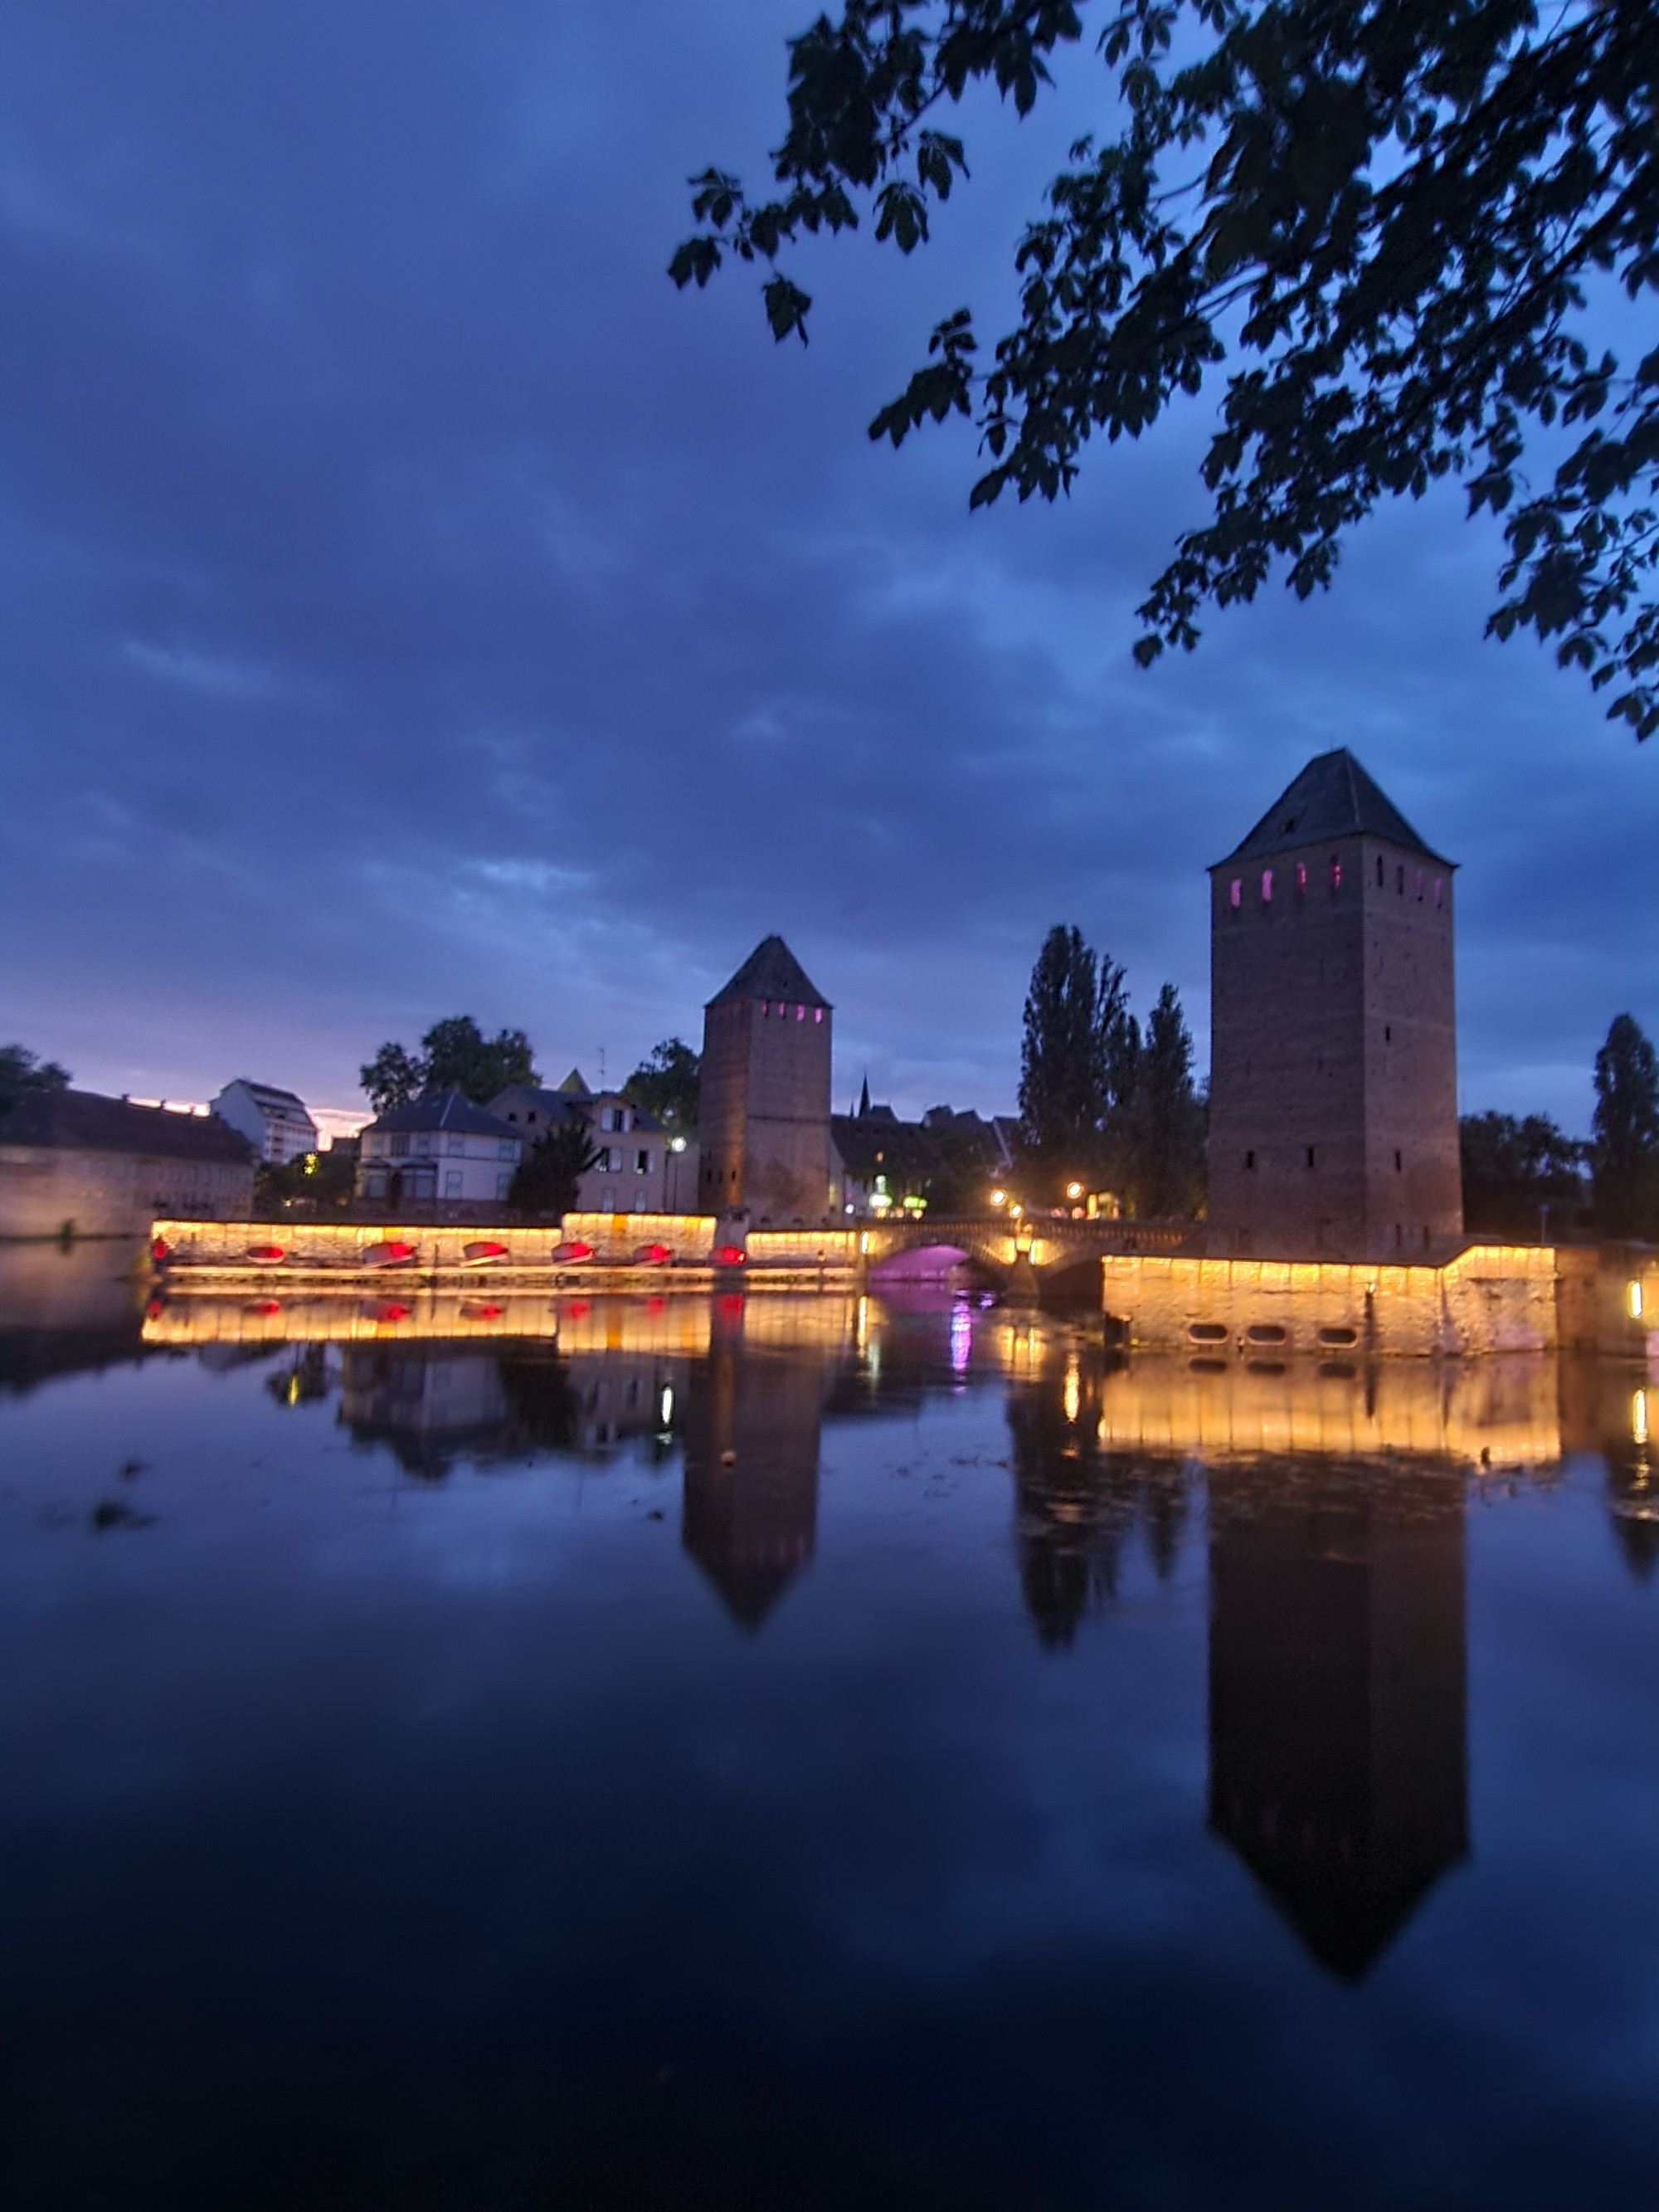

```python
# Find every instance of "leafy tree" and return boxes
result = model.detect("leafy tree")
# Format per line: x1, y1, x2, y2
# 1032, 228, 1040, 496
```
1122, 983, 1206, 1216
509, 1114, 606, 1219
254, 1147, 358, 1216
0, 1043, 71, 1111
359, 1018, 538, 1114
1018, 923, 1129, 1196
359, 1042, 426, 1116
624, 1037, 702, 1132
674, 0, 1659, 736
1459, 1109, 1588, 1238
1591, 1011, 1659, 1235
421, 1017, 537, 1102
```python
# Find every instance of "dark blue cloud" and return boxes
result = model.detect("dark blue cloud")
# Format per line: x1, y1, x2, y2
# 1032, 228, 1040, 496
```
2, 0, 1653, 1128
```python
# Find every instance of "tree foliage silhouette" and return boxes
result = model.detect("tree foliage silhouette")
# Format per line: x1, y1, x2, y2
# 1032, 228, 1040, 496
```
360, 1018, 537, 1113
674, 0, 1659, 735
1591, 1011, 1659, 1235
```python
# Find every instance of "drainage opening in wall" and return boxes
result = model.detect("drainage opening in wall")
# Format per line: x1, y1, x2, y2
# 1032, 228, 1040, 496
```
1188, 1323, 1228, 1343
1189, 1357, 1228, 1374
1245, 1323, 1287, 1345
1318, 1326, 1359, 1347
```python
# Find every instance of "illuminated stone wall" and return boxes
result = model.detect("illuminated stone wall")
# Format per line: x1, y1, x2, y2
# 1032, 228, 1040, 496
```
1209, 831, 1462, 1259
1100, 1245, 1560, 1358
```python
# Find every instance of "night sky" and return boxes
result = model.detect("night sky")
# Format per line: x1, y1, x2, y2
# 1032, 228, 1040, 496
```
4, 1, 1654, 1135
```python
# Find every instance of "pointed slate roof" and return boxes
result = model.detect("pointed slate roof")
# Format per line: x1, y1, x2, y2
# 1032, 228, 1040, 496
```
1218, 748, 1452, 868
707, 934, 831, 1011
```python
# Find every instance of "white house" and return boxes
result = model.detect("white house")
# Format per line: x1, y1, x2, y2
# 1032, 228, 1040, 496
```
355, 1092, 521, 1212
489, 1070, 697, 1213
212, 1079, 319, 1166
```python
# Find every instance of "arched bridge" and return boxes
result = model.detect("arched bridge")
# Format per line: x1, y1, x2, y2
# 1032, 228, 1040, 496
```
855, 1214, 1194, 1295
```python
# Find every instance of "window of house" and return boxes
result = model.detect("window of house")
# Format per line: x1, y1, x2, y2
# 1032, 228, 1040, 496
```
447, 1135, 465, 1154
1229, 878, 1242, 908
496, 1172, 512, 1200
498, 1140, 516, 1160
600, 1108, 615, 1131
445, 1171, 462, 1198
600, 1186, 614, 1210
635, 1149, 649, 1174
1261, 868, 1273, 901
390, 1133, 410, 1158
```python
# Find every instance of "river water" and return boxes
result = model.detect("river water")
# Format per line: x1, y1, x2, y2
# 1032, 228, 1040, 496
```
1, 1246, 1655, 2209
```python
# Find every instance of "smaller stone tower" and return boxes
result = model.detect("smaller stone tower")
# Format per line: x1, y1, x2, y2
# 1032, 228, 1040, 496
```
698, 935, 834, 1225
1208, 748, 1462, 1259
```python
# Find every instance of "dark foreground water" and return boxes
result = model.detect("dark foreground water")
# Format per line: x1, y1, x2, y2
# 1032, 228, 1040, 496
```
1, 1256, 1656, 2210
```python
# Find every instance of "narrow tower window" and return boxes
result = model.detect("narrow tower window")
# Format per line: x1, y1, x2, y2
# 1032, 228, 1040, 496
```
1376, 855, 1384, 887
1261, 868, 1274, 901
1305, 1147, 1316, 1169
1434, 876, 1444, 908
1229, 878, 1242, 909
1330, 857, 1342, 890
1296, 861, 1308, 893
1244, 1151, 1256, 1171
1396, 864, 1405, 893
1394, 1149, 1403, 1172
1414, 868, 1424, 899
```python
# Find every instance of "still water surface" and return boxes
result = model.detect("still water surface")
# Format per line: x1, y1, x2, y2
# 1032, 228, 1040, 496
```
1, 1254, 1656, 2209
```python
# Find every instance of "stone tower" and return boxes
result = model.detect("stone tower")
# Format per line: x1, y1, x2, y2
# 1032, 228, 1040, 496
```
1208, 748, 1462, 1259
698, 935, 834, 1225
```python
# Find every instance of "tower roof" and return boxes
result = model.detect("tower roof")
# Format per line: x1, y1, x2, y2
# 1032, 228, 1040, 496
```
1218, 748, 1452, 868
707, 934, 831, 1011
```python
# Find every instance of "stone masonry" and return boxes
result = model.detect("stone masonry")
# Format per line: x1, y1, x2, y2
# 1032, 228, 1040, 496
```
698, 935, 836, 1226
1208, 748, 1463, 1260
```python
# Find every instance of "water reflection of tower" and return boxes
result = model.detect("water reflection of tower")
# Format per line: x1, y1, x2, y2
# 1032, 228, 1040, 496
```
681, 1324, 829, 1630
1207, 1466, 1468, 1979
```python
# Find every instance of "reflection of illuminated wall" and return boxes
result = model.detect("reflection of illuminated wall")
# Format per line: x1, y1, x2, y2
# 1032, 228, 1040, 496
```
1101, 1246, 1560, 1357
1208, 1467, 1468, 1980
340, 1352, 508, 1471
144, 1291, 713, 1357
1091, 1354, 1558, 1467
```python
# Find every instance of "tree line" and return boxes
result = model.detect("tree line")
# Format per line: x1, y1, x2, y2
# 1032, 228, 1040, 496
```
1014, 925, 1205, 1218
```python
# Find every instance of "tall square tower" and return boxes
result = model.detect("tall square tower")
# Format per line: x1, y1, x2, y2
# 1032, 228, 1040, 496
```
1207, 749, 1462, 1259
698, 935, 835, 1225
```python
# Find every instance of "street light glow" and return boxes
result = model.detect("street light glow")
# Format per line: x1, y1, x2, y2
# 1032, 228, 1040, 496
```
1065, 1181, 1083, 1200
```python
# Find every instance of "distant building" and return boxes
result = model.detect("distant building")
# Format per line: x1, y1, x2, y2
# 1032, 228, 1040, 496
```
356, 1092, 521, 1213
831, 1092, 1014, 1217
489, 1069, 698, 1213
699, 936, 835, 1225
0, 1090, 255, 1238
211, 1079, 319, 1165
1208, 748, 1463, 1260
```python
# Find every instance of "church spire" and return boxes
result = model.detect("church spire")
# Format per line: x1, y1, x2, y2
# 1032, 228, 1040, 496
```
858, 1074, 871, 1118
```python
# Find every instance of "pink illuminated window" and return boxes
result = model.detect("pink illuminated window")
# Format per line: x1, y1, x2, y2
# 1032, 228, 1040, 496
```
1261, 869, 1274, 901
1434, 876, 1444, 908
1296, 861, 1307, 893
813, 1007, 823, 1024
1330, 858, 1341, 889
1229, 878, 1242, 909
795, 1003, 805, 1021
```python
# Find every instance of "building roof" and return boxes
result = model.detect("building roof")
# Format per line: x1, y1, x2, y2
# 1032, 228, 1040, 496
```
365, 1090, 519, 1139
224, 1079, 312, 1115
1219, 748, 1452, 867
708, 934, 831, 1011
489, 1084, 665, 1135
0, 1089, 256, 1162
